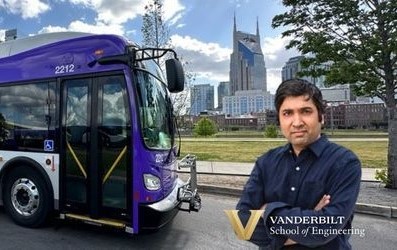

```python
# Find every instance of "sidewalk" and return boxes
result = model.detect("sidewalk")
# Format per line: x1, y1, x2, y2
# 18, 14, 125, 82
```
185, 161, 378, 181
178, 161, 397, 219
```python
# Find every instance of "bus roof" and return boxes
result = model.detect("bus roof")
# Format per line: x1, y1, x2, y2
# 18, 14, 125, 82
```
0, 32, 131, 83
0, 32, 92, 58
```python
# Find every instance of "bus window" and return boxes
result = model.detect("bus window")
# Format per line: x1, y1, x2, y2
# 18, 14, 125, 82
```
100, 76, 129, 210
64, 80, 89, 205
0, 82, 57, 151
136, 71, 172, 149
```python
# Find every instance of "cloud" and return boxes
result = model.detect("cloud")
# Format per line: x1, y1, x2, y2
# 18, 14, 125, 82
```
163, 0, 185, 25
66, 0, 185, 26
0, 0, 50, 19
38, 20, 125, 35
37, 25, 68, 33
67, 0, 144, 25
261, 35, 301, 93
170, 34, 232, 82
96, 1, 144, 25
39, 0, 185, 42
228, 0, 250, 8
36, 0, 141, 38
267, 68, 282, 94
35, 0, 186, 47
262, 35, 300, 69
175, 23, 186, 29
168, 12, 184, 26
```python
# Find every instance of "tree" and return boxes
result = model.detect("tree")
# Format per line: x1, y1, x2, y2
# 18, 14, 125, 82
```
141, 0, 170, 49
272, 0, 397, 188
141, 0, 196, 117
194, 118, 217, 137
171, 61, 197, 117
264, 124, 278, 138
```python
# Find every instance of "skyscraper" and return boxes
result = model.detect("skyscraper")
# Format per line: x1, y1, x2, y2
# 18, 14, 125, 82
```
190, 84, 214, 115
281, 56, 329, 88
229, 15, 267, 95
281, 56, 305, 82
217, 81, 230, 109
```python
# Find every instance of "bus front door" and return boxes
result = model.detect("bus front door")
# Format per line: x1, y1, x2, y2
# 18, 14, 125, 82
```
61, 76, 131, 221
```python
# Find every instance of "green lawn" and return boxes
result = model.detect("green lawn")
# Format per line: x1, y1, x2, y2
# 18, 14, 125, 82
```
180, 140, 387, 168
213, 129, 388, 138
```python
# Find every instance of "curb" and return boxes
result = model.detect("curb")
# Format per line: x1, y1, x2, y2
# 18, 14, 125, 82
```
355, 203, 397, 218
198, 184, 397, 219
198, 184, 242, 197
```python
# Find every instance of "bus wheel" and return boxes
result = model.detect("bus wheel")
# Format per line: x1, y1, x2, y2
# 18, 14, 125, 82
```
3, 167, 52, 227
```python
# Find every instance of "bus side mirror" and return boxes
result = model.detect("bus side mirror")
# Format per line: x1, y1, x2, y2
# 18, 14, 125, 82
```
165, 58, 185, 93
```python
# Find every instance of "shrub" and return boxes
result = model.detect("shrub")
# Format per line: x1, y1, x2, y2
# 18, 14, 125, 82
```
193, 118, 217, 137
264, 124, 278, 138
375, 169, 391, 186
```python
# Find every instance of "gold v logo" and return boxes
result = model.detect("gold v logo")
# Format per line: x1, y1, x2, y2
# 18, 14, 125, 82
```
224, 210, 263, 240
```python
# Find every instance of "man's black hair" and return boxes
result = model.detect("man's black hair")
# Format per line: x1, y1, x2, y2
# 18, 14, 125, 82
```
275, 78, 324, 122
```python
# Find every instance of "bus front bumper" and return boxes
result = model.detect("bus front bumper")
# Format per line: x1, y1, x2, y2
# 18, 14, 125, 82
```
140, 174, 201, 230
149, 154, 201, 213
147, 174, 201, 213
140, 155, 201, 229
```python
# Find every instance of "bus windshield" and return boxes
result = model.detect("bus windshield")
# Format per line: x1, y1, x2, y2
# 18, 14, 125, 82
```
135, 69, 173, 150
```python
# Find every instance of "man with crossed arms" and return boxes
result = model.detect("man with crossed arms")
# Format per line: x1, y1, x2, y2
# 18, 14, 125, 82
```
237, 79, 361, 249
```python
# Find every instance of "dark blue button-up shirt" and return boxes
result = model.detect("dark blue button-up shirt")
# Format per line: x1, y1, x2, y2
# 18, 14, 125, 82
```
237, 135, 361, 249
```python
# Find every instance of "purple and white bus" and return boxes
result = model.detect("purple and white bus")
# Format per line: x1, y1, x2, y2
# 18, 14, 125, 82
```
0, 32, 200, 233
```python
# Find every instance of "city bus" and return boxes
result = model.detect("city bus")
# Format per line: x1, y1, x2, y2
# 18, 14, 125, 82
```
0, 32, 201, 233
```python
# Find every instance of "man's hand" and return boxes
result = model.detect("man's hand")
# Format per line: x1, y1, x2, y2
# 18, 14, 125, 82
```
284, 238, 297, 246
315, 194, 331, 211
260, 203, 267, 219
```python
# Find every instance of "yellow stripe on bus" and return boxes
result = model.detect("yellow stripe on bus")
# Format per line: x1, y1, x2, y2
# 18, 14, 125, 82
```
66, 141, 87, 178
102, 146, 127, 184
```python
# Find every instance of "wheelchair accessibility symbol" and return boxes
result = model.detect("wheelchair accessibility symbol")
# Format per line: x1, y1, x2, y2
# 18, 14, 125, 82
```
44, 140, 54, 152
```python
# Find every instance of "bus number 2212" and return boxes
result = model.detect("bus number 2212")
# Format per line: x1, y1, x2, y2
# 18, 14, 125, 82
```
55, 64, 75, 74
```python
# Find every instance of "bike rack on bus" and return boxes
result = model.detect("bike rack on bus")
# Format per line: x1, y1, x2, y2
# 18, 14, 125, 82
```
177, 154, 201, 212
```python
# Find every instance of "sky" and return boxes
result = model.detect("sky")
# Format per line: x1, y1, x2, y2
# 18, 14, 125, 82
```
0, 0, 300, 94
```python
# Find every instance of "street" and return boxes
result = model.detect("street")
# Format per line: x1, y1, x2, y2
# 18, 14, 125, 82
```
0, 194, 396, 249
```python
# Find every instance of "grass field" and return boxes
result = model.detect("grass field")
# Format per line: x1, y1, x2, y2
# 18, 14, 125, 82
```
179, 140, 387, 168
214, 129, 388, 138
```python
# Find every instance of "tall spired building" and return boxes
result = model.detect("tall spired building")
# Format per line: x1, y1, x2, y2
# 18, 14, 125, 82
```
229, 15, 267, 95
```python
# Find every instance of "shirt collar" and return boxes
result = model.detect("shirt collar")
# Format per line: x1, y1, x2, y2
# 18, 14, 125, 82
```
307, 134, 328, 157
282, 134, 329, 158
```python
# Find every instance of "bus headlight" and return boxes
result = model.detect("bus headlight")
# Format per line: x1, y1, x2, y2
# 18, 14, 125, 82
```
143, 174, 161, 191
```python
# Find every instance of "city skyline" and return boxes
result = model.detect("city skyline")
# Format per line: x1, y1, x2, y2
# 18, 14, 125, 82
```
0, 0, 299, 94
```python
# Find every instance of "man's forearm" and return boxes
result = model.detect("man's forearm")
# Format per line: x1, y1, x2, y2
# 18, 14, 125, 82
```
281, 194, 331, 246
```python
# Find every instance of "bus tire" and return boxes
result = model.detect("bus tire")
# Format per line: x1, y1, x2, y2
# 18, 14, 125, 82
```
3, 166, 52, 227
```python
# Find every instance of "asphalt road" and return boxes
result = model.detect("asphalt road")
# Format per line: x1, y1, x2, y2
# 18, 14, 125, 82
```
0, 194, 396, 250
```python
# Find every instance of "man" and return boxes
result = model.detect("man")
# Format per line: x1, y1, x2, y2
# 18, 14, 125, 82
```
237, 79, 361, 249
